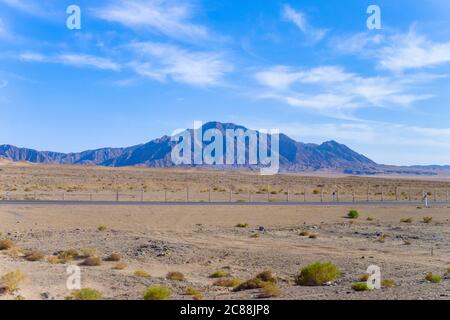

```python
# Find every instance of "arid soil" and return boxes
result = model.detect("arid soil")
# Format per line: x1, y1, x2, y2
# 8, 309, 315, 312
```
1, 204, 449, 300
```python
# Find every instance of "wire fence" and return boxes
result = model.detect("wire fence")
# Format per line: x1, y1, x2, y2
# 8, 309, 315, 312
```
1, 186, 449, 203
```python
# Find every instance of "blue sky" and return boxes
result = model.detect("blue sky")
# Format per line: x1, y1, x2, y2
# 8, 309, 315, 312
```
1, 0, 450, 165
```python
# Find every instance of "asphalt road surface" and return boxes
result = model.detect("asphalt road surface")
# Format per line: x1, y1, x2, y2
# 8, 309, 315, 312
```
0, 200, 445, 207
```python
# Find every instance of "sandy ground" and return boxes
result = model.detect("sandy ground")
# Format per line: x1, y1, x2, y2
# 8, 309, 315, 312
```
1, 204, 449, 300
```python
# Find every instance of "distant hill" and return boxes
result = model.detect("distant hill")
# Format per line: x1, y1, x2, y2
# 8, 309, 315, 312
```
0, 121, 439, 175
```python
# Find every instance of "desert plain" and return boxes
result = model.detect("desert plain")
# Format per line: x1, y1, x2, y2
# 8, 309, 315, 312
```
0, 161, 449, 300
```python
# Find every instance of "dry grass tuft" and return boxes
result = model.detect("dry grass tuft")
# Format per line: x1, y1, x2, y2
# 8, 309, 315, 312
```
105, 253, 122, 262
295, 261, 340, 286
113, 262, 127, 270
134, 270, 150, 278
210, 270, 230, 278
66, 288, 103, 300
24, 250, 44, 262
400, 217, 413, 223
256, 270, 277, 284
81, 256, 102, 267
0, 269, 26, 294
213, 278, 242, 288
166, 271, 185, 281
382, 279, 396, 288
0, 239, 15, 251
143, 286, 171, 300
258, 283, 281, 298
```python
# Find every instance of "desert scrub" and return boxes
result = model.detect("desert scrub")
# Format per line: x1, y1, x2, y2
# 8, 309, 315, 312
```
234, 278, 265, 291
79, 248, 97, 258
351, 282, 370, 291
24, 250, 44, 262
46, 256, 61, 264
425, 273, 442, 283
447, 267, 450, 275
210, 271, 230, 278
0, 239, 14, 251
400, 217, 413, 223
105, 253, 122, 262
366, 217, 374, 221
256, 271, 277, 284
97, 225, 107, 232
259, 283, 281, 298
113, 262, 127, 270
235, 223, 249, 228
0, 269, 25, 294
213, 278, 241, 288
422, 216, 433, 224
299, 231, 310, 237
134, 270, 150, 278
81, 256, 102, 266
347, 210, 359, 219
58, 249, 79, 262
308, 233, 318, 239
66, 288, 103, 300
166, 271, 185, 281
184, 287, 201, 296
143, 286, 171, 300
382, 279, 396, 288
359, 274, 370, 282
295, 261, 340, 286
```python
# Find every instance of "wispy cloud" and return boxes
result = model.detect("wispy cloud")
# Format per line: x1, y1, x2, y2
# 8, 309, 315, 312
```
20, 52, 121, 71
0, 79, 7, 88
379, 30, 450, 72
254, 65, 433, 116
128, 42, 233, 86
282, 4, 328, 43
93, 0, 209, 42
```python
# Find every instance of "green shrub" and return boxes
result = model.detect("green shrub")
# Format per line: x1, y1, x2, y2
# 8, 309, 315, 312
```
382, 279, 396, 288
210, 271, 230, 278
347, 210, 359, 219
425, 272, 442, 283
134, 270, 150, 278
235, 223, 249, 228
295, 261, 340, 286
351, 282, 370, 291
213, 278, 241, 287
184, 287, 201, 296
234, 278, 265, 291
66, 288, 103, 300
143, 286, 171, 300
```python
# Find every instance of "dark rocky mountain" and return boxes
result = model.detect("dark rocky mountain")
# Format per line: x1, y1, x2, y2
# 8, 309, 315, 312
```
0, 121, 426, 175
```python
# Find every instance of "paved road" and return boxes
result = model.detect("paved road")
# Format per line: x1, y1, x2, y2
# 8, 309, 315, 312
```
0, 200, 444, 207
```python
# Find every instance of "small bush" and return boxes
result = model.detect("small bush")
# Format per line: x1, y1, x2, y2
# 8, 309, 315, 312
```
234, 278, 265, 291
359, 274, 369, 282
259, 283, 281, 298
46, 256, 61, 264
143, 286, 171, 300
79, 248, 97, 258
210, 271, 230, 278
366, 217, 374, 221
347, 210, 359, 219
213, 278, 241, 287
235, 223, 249, 228
250, 233, 259, 238
66, 288, 103, 300
105, 253, 122, 262
400, 217, 413, 223
134, 270, 150, 278
351, 282, 370, 291
425, 272, 442, 283
299, 231, 310, 237
0, 239, 14, 251
447, 267, 450, 275
256, 270, 277, 284
97, 225, 107, 232
184, 287, 201, 296
1, 269, 25, 293
423, 216, 433, 224
58, 249, 79, 262
308, 234, 318, 239
166, 271, 185, 281
81, 256, 101, 266
113, 262, 127, 270
24, 250, 44, 262
295, 262, 340, 286
382, 279, 396, 288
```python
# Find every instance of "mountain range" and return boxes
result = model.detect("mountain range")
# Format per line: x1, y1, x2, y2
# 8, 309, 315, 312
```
0, 121, 443, 175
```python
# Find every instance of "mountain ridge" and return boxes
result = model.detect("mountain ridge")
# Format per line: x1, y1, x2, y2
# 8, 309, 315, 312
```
0, 121, 439, 175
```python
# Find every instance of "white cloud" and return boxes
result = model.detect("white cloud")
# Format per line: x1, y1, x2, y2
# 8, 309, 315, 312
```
254, 65, 433, 115
282, 4, 328, 43
379, 30, 450, 72
93, 0, 209, 42
19, 52, 121, 71
129, 42, 233, 86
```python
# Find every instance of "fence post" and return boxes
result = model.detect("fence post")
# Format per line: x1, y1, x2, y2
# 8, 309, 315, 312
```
164, 189, 167, 202
352, 190, 355, 203
395, 187, 398, 201
409, 186, 412, 202
367, 187, 369, 202
336, 189, 339, 202
287, 187, 290, 203
304, 186, 306, 203
116, 191, 119, 202
209, 188, 211, 203
186, 186, 189, 202
381, 189, 384, 202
